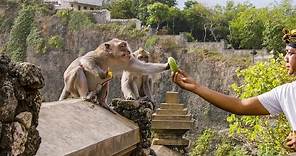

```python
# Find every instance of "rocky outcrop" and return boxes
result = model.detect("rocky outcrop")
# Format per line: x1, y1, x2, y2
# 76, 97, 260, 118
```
112, 98, 156, 156
0, 54, 44, 155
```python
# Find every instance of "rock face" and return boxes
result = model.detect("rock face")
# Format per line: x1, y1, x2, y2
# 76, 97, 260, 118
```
112, 98, 156, 156
0, 54, 44, 155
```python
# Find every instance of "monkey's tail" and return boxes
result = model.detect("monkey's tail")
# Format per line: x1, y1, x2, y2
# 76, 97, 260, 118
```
59, 87, 70, 101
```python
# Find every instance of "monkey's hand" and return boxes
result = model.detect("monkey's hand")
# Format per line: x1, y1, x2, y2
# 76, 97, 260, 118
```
98, 68, 112, 80
127, 97, 136, 100
99, 100, 117, 114
165, 63, 170, 70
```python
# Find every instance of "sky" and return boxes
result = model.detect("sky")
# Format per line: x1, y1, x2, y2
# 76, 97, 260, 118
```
177, 0, 296, 9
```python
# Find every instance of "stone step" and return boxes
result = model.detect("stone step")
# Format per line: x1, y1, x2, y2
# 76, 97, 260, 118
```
151, 120, 193, 129
152, 138, 190, 146
159, 103, 185, 110
165, 91, 179, 103
151, 145, 182, 156
156, 108, 187, 115
152, 114, 191, 121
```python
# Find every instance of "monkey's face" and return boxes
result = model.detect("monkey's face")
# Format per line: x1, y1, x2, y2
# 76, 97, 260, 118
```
104, 39, 132, 62
137, 54, 149, 63
133, 48, 150, 63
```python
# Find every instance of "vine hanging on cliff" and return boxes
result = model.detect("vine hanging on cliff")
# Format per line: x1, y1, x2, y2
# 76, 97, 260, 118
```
5, 4, 35, 62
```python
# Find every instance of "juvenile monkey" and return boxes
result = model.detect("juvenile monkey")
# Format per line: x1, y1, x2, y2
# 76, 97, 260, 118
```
59, 38, 169, 111
121, 48, 154, 100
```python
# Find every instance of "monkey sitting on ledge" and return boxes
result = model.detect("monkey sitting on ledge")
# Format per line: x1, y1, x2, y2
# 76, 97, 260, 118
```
121, 47, 155, 101
59, 38, 169, 112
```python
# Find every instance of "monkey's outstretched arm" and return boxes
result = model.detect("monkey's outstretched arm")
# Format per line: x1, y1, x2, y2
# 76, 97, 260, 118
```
127, 57, 169, 74
80, 58, 107, 79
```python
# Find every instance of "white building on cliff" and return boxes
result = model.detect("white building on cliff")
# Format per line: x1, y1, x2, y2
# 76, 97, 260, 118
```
44, 0, 113, 10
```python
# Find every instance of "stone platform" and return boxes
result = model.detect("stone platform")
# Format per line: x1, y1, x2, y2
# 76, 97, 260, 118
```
36, 99, 140, 156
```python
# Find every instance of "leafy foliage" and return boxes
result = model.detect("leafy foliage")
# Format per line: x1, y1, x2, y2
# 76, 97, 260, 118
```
5, 4, 34, 62
27, 24, 46, 54
144, 35, 159, 49
48, 35, 64, 49
56, 10, 95, 32
191, 129, 215, 155
228, 56, 296, 155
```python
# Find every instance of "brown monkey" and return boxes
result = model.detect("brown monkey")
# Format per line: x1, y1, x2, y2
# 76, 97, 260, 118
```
121, 48, 154, 100
59, 38, 169, 111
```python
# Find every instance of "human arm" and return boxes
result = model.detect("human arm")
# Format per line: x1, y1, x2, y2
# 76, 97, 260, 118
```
172, 69, 270, 115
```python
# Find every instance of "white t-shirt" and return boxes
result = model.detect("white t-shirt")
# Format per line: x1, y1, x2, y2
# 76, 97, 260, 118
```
258, 81, 296, 130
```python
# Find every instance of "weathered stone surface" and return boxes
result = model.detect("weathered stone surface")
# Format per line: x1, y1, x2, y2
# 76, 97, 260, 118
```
15, 63, 44, 89
112, 98, 156, 156
36, 99, 140, 156
0, 81, 18, 122
151, 145, 182, 156
0, 54, 44, 155
11, 122, 28, 156
16, 112, 32, 130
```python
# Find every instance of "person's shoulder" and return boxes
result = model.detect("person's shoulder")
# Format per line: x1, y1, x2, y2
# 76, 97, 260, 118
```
274, 81, 296, 91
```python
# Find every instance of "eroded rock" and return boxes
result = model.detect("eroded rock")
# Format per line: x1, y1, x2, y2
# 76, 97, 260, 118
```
0, 53, 44, 155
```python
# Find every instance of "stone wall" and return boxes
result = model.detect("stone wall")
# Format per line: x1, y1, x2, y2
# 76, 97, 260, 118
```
92, 9, 111, 24
91, 9, 142, 30
0, 54, 44, 155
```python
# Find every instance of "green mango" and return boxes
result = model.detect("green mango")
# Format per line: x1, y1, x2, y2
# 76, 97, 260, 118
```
168, 57, 178, 72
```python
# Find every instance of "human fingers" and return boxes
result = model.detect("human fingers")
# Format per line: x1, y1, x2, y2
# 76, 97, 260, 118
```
178, 69, 189, 77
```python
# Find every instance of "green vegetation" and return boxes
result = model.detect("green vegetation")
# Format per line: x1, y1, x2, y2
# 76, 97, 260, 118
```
191, 129, 215, 155
228, 55, 296, 155
144, 35, 159, 49
108, 0, 296, 55
56, 10, 95, 32
95, 23, 146, 39
5, 4, 35, 62
27, 24, 47, 54
48, 35, 64, 49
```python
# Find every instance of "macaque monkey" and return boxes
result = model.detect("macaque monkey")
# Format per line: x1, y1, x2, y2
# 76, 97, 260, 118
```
121, 48, 154, 100
59, 38, 169, 112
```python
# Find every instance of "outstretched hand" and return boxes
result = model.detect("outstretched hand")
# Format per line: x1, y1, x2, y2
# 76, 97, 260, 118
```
172, 69, 198, 92
284, 131, 296, 152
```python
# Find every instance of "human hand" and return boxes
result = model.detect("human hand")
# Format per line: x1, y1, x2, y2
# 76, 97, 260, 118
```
172, 69, 198, 92
284, 131, 296, 152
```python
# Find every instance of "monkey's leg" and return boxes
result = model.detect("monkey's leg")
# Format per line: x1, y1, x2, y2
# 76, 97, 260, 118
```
131, 81, 140, 100
121, 72, 137, 100
75, 68, 89, 99
142, 76, 153, 100
59, 86, 70, 101
98, 82, 116, 114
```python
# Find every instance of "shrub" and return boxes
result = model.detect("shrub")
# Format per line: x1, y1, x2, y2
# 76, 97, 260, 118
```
48, 35, 64, 49
228, 55, 296, 155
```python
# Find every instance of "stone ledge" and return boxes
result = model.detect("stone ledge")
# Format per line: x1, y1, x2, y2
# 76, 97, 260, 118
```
159, 103, 185, 109
152, 114, 191, 120
152, 120, 193, 129
156, 109, 188, 115
37, 99, 140, 156
152, 138, 189, 146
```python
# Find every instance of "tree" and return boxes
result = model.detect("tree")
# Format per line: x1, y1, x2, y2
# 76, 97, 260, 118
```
167, 6, 181, 34
109, 0, 136, 19
147, 2, 169, 31
156, 0, 176, 7
229, 8, 267, 49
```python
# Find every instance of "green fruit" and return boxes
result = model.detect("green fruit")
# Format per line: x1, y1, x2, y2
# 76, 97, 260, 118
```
168, 57, 178, 72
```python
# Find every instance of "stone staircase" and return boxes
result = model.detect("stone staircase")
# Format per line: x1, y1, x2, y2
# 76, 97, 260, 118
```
151, 91, 193, 148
